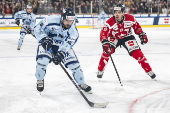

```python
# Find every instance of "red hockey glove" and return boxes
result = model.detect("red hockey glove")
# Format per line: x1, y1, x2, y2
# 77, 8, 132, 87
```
101, 39, 112, 53
139, 32, 148, 45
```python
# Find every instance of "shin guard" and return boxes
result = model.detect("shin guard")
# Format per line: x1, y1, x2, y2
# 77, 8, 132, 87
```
131, 49, 152, 73
98, 48, 115, 71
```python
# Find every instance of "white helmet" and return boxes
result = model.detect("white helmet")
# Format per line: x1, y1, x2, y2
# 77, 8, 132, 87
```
26, 5, 32, 9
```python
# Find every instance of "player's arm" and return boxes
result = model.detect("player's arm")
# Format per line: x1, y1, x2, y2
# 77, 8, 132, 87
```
100, 24, 114, 53
35, 19, 53, 51
14, 11, 22, 26
59, 24, 79, 53
30, 14, 36, 29
34, 18, 49, 40
100, 24, 110, 42
27, 14, 36, 34
132, 18, 148, 45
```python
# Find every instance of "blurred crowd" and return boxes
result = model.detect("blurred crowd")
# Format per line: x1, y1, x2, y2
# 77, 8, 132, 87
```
0, 0, 170, 16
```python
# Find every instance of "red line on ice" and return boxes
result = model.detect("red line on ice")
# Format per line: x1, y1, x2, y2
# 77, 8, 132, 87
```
129, 88, 170, 113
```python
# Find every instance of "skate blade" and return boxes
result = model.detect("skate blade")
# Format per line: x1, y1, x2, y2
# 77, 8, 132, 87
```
85, 90, 93, 94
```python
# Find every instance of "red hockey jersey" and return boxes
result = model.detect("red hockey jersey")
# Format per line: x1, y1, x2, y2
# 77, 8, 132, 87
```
100, 14, 144, 42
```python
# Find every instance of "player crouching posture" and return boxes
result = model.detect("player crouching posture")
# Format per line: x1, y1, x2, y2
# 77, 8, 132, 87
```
97, 4, 156, 79
34, 8, 92, 93
14, 5, 36, 50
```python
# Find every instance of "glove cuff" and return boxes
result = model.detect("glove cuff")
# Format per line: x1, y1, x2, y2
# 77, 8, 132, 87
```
139, 32, 146, 38
59, 51, 66, 58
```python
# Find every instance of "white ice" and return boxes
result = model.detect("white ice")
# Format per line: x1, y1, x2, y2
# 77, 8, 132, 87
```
0, 27, 170, 113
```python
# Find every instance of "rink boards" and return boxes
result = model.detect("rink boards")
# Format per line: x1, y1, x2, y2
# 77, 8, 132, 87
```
0, 14, 170, 29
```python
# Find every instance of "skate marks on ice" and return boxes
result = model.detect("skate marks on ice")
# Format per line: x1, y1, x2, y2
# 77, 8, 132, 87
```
129, 80, 170, 113
97, 78, 170, 113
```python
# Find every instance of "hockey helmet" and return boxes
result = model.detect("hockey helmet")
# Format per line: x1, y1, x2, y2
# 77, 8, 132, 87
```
61, 8, 76, 21
26, 5, 32, 9
114, 4, 125, 13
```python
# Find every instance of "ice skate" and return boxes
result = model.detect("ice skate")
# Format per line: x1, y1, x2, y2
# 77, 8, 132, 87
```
37, 79, 44, 92
17, 46, 21, 50
97, 71, 104, 79
147, 71, 156, 79
79, 84, 92, 94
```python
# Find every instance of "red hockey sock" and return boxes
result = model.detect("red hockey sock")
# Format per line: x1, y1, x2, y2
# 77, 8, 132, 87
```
131, 49, 152, 73
98, 52, 110, 71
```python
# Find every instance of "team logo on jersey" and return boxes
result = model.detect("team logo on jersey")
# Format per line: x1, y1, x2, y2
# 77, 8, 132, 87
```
124, 21, 132, 28
50, 26, 59, 32
22, 14, 27, 18
112, 23, 118, 30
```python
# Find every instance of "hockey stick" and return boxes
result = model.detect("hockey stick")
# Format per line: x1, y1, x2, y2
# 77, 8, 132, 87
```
103, 45, 123, 87
58, 62, 109, 108
20, 25, 36, 38
109, 54, 123, 87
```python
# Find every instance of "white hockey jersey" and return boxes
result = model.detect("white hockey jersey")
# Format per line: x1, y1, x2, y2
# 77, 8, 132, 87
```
14, 10, 36, 29
34, 15, 79, 53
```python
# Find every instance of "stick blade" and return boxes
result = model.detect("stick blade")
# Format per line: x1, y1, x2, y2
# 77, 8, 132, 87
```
89, 101, 109, 108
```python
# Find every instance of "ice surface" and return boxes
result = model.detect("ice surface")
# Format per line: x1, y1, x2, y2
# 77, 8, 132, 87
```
0, 27, 170, 113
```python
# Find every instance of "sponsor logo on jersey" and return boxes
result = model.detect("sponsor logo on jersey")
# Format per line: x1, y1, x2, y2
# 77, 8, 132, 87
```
124, 21, 132, 28
128, 45, 139, 52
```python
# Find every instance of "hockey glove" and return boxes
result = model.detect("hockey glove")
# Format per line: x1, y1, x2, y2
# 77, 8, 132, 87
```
15, 19, 20, 26
102, 39, 113, 53
39, 37, 53, 51
52, 51, 66, 65
27, 27, 32, 34
139, 32, 148, 45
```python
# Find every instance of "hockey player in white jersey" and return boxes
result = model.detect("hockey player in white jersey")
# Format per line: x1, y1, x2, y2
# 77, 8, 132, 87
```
96, 11, 107, 29
14, 5, 36, 50
34, 8, 92, 93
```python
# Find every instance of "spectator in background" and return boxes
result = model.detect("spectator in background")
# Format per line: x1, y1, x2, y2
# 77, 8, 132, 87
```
152, 4, 158, 13
15, 1, 22, 12
53, 4, 61, 13
138, 0, 145, 13
0, 1, 2, 14
69, 0, 74, 8
5, 5, 11, 14
75, 2, 80, 13
81, 2, 87, 13
49, 4, 54, 13
1, 0, 170, 15
86, 1, 91, 13
125, 5, 130, 13
37, 3, 44, 14
43, 3, 48, 14
162, 5, 167, 14
32, 3, 37, 14
103, 5, 110, 14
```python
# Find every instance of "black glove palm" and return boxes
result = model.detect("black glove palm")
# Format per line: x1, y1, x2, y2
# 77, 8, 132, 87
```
39, 37, 53, 51
27, 27, 32, 34
15, 19, 20, 26
52, 51, 66, 65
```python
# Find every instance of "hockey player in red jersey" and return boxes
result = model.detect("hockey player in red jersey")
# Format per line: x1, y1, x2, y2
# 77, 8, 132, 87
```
97, 4, 156, 79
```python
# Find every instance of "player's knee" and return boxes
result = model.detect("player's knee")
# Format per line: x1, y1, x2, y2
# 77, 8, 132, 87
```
67, 63, 84, 84
36, 57, 50, 68
67, 63, 82, 71
20, 33, 26, 39
131, 49, 144, 60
